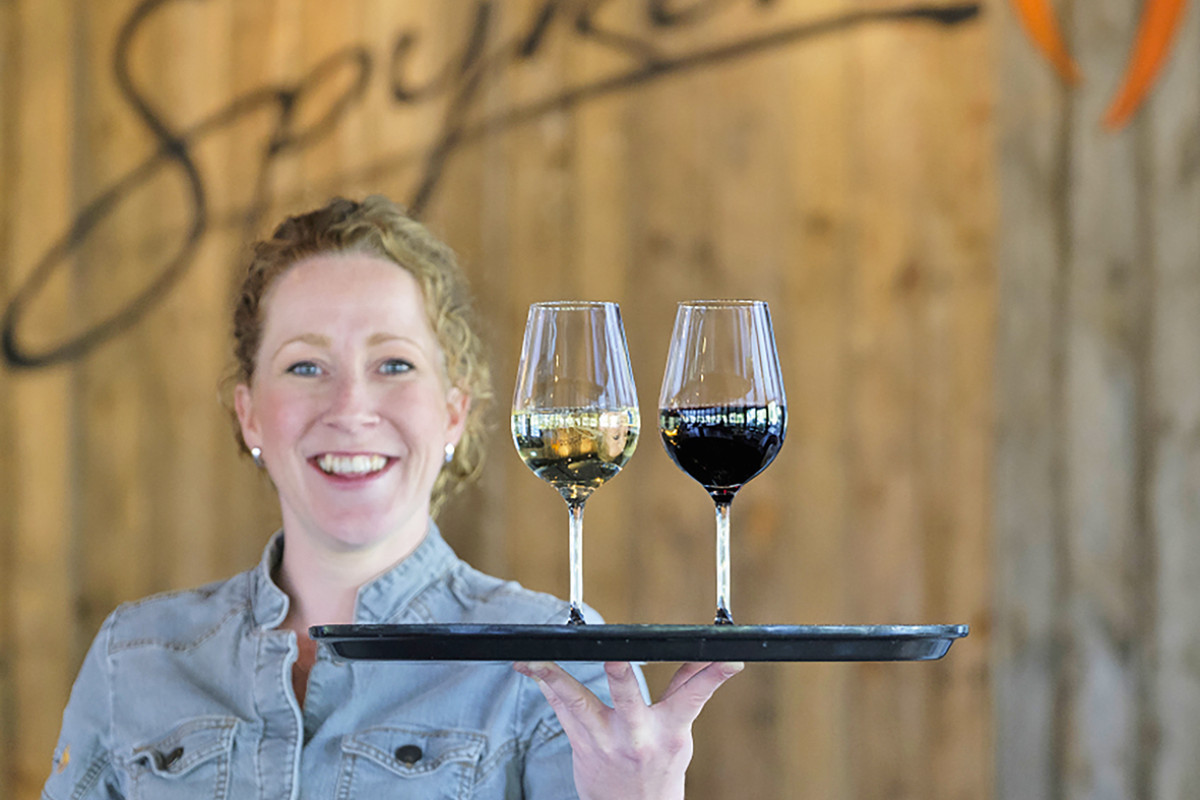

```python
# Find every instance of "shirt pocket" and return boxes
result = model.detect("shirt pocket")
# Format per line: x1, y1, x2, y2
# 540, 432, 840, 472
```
337, 724, 486, 800
121, 715, 237, 800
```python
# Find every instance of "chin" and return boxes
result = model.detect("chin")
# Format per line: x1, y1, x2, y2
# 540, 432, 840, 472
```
317, 507, 427, 552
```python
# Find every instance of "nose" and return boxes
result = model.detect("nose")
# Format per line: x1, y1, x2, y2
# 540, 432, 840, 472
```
324, 372, 381, 432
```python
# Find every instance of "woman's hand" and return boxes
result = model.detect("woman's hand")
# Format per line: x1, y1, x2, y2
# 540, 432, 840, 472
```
513, 660, 743, 800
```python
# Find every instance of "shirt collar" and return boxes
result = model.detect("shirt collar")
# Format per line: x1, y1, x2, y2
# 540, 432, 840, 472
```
251, 532, 289, 629
250, 521, 459, 628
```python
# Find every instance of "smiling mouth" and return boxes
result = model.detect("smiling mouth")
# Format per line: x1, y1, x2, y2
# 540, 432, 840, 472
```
315, 453, 390, 477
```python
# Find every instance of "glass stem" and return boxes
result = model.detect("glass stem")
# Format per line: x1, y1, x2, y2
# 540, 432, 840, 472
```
714, 499, 733, 624
567, 499, 586, 625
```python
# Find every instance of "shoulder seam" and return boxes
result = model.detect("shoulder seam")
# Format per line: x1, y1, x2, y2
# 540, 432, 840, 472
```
109, 604, 246, 653
113, 577, 232, 612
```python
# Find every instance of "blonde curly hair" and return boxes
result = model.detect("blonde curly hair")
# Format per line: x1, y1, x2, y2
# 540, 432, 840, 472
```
228, 195, 492, 516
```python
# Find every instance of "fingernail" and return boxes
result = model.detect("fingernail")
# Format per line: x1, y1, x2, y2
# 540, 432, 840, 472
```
514, 661, 549, 680
721, 662, 745, 677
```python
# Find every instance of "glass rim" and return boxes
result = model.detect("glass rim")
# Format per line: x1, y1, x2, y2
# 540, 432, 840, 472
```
529, 300, 620, 310
677, 299, 768, 308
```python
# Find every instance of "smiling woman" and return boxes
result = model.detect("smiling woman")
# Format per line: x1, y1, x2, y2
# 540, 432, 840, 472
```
41, 195, 741, 800
226, 197, 492, 518
233, 254, 471, 566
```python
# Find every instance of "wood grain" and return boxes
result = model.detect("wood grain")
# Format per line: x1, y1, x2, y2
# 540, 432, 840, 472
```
1146, 4, 1200, 798
7, 1, 77, 795
0, 2, 996, 799
995, 0, 1200, 798
994, 0, 1070, 795
0, 0, 19, 789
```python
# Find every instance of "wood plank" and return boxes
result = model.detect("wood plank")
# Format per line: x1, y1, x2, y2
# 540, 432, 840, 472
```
993, 0, 1072, 797
222, 0, 302, 237
1062, 0, 1148, 796
913, 8, 996, 800
298, 0, 366, 201
74, 0, 178, 640
0, 0, 19, 793
141, 0, 237, 592
846, 10, 932, 798
1147, 4, 1200, 797
383, 0, 481, 220
218, 0, 296, 571
776, 0, 854, 794
8, 0, 77, 794
245, 0, 305, 217
197, 0, 280, 579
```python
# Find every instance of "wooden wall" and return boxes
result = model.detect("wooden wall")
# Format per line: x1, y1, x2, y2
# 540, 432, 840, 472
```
2, 1, 995, 798
995, 0, 1200, 797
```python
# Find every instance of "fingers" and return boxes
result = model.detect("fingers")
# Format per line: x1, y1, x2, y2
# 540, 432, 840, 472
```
515, 659, 742, 734
513, 661, 608, 726
658, 661, 744, 728
660, 661, 712, 699
604, 661, 649, 714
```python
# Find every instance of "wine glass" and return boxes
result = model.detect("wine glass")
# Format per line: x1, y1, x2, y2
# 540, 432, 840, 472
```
658, 300, 786, 625
512, 302, 640, 625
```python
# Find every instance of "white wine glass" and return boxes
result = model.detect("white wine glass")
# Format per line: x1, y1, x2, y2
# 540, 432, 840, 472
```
512, 302, 640, 625
659, 300, 786, 625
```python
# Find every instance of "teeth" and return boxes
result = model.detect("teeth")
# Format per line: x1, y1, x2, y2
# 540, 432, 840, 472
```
317, 454, 387, 476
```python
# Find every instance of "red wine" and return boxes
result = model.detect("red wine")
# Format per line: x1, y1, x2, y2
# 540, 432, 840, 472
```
659, 404, 786, 501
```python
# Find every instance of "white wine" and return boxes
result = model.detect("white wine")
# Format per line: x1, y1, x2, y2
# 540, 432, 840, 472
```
512, 407, 640, 502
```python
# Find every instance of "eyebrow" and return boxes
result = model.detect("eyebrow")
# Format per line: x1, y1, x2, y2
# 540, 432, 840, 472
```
275, 333, 330, 356
272, 332, 417, 358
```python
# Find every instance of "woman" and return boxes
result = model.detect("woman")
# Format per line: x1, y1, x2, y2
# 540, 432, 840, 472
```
44, 196, 740, 800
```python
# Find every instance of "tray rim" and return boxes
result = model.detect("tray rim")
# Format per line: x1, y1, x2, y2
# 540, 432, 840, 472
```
309, 622, 969, 663
312, 622, 969, 636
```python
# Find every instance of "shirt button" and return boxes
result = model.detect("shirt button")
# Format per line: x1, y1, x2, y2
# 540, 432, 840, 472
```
394, 744, 423, 765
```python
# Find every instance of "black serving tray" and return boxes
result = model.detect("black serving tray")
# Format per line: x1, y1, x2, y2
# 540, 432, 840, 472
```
310, 623, 968, 662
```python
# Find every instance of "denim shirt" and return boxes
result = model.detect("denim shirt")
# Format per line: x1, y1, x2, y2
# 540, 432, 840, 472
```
43, 524, 612, 800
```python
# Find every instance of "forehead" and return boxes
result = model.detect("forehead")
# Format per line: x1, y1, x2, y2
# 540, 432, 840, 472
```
261, 252, 433, 339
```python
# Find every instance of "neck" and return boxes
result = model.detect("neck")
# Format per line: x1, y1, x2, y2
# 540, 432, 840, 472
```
275, 520, 430, 631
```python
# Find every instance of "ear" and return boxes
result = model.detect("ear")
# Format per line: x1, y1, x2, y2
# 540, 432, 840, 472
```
234, 383, 262, 451
444, 385, 470, 447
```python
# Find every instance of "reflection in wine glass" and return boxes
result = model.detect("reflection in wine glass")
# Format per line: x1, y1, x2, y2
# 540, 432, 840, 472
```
659, 300, 786, 625
512, 302, 639, 625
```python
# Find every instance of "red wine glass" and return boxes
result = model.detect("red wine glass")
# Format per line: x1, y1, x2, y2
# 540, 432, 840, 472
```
658, 300, 786, 625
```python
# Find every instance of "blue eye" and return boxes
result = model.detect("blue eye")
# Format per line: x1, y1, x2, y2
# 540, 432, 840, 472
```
286, 361, 321, 377
380, 359, 413, 375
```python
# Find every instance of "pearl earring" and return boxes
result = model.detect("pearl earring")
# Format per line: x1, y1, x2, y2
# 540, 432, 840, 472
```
250, 447, 264, 468
444, 443, 455, 464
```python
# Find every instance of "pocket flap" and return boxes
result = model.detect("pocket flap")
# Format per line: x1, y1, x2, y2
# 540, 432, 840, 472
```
127, 716, 237, 778
342, 724, 485, 777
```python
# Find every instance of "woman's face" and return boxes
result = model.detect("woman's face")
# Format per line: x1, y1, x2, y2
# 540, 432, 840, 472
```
234, 252, 468, 555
